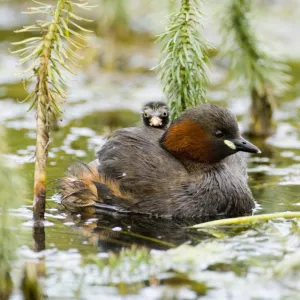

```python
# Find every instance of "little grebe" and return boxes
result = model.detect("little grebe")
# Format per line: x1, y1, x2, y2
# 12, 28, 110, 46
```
141, 101, 169, 129
59, 104, 260, 218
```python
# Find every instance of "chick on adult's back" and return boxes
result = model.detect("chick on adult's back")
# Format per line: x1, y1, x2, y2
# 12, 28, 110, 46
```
60, 104, 260, 218
141, 101, 169, 129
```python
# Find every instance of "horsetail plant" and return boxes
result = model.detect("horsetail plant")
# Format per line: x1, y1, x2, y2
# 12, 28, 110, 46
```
12, 0, 94, 224
157, 0, 210, 120
220, 0, 290, 136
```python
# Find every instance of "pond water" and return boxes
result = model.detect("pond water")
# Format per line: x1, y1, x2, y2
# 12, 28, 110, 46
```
1, 1, 300, 299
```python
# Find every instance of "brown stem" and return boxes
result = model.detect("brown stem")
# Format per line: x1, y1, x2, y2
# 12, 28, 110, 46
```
0, 272, 13, 300
33, 226, 46, 252
33, 73, 49, 222
248, 86, 275, 137
21, 263, 43, 300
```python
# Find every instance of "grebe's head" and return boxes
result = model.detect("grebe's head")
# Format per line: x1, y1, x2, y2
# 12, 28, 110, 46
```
161, 104, 260, 163
142, 101, 169, 129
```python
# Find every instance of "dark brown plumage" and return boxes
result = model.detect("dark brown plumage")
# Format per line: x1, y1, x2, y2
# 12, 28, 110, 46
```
59, 104, 261, 218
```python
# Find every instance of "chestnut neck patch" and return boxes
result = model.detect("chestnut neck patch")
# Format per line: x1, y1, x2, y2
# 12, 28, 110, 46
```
160, 120, 214, 163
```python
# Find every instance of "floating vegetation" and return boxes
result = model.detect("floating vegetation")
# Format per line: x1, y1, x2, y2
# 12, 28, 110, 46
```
84, 245, 209, 296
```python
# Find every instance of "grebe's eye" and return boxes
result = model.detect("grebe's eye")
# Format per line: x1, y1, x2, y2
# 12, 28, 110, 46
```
162, 112, 168, 117
215, 130, 224, 138
144, 112, 149, 118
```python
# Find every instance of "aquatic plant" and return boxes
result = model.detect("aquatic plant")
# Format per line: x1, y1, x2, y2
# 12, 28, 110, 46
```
221, 0, 290, 136
0, 129, 26, 299
99, 0, 129, 39
12, 0, 94, 223
157, 0, 210, 120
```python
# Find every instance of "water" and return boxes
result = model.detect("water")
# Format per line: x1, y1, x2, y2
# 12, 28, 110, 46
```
1, 1, 300, 299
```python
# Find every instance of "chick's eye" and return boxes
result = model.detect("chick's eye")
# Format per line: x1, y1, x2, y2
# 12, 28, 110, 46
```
215, 130, 224, 138
144, 112, 149, 118
162, 112, 168, 117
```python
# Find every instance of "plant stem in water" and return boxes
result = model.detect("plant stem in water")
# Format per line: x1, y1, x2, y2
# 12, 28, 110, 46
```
33, 0, 65, 223
190, 212, 300, 228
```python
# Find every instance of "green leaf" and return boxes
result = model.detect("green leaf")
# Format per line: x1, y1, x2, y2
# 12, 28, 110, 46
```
11, 37, 42, 46
17, 91, 35, 104
68, 19, 93, 33
65, 11, 93, 22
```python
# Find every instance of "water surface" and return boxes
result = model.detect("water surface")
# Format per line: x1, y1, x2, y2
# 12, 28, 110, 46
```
1, 1, 300, 299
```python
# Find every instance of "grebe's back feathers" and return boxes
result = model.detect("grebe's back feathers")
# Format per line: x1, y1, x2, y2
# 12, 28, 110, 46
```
97, 126, 187, 198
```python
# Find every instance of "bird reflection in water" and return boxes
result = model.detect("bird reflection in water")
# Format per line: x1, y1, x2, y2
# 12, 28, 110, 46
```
64, 207, 228, 252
